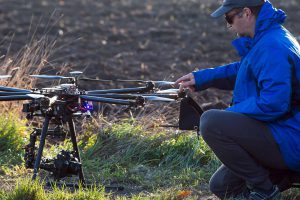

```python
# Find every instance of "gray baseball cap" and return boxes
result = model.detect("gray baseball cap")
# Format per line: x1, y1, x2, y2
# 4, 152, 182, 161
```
211, 0, 265, 18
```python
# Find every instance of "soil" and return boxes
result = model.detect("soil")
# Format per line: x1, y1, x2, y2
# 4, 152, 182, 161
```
0, 0, 299, 199
0, 0, 299, 106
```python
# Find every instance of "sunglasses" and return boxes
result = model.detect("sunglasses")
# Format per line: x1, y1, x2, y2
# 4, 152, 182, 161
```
225, 10, 244, 24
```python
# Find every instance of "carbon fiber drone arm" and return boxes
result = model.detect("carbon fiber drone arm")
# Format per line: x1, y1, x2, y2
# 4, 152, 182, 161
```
83, 93, 179, 100
80, 95, 144, 106
86, 82, 155, 94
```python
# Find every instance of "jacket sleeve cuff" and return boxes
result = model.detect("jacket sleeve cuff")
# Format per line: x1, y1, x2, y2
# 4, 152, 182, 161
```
192, 69, 214, 91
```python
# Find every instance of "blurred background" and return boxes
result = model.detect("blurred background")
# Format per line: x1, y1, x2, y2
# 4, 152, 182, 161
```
0, 0, 299, 103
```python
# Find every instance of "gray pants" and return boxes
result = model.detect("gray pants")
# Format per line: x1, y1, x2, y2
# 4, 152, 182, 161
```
200, 109, 288, 199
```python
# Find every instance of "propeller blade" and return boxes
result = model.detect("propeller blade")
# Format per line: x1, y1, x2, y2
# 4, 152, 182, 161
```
115, 79, 175, 85
85, 93, 136, 99
87, 93, 179, 100
115, 79, 144, 83
154, 81, 175, 84
87, 86, 153, 94
79, 77, 113, 82
41, 87, 63, 91
0, 86, 32, 93
143, 96, 175, 102
0, 91, 31, 96
140, 93, 178, 100
0, 95, 33, 101
69, 71, 83, 76
154, 81, 175, 87
26, 94, 45, 99
30, 75, 69, 79
78, 78, 174, 87
156, 89, 179, 94
0, 75, 12, 79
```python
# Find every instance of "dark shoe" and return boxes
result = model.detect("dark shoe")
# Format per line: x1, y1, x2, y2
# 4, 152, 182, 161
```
248, 185, 280, 200
233, 187, 250, 199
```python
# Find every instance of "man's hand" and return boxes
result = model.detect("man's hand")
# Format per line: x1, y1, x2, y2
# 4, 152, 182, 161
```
175, 73, 196, 92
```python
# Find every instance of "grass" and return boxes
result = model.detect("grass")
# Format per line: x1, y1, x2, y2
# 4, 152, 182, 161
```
0, 113, 300, 199
0, 114, 28, 173
0, 112, 217, 199
1, 178, 109, 200
80, 120, 213, 189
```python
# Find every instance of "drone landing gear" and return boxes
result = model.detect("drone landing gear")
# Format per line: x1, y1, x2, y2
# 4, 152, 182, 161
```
25, 115, 124, 191
29, 116, 85, 184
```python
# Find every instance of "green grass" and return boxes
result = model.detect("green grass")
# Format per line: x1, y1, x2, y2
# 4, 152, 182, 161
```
1, 178, 109, 200
0, 115, 300, 199
0, 114, 28, 174
80, 121, 213, 190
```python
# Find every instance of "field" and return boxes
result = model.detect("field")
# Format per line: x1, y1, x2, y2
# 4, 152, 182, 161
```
0, 0, 300, 199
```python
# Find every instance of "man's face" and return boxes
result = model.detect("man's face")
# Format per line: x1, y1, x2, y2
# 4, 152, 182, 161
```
225, 8, 251, 37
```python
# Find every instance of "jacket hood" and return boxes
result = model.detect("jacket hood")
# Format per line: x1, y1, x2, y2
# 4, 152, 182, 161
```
232, 0, 287, 57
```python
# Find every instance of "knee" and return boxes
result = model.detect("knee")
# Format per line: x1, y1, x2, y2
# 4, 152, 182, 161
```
200, 109, 222, 141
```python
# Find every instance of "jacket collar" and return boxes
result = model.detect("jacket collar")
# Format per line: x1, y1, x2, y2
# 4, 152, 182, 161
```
232, 0, 286, 58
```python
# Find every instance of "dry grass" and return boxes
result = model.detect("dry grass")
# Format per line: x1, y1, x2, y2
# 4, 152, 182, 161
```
0, 12, 68, 114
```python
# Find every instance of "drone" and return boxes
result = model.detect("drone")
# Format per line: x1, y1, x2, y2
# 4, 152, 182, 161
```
0, 71, 203, 189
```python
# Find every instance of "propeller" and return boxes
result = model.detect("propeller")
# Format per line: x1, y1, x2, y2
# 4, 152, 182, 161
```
0, 95, 34, 101
156, 89, 180, 94
116, 79, 174, 84
69, 71, 83, 76
85, 93, 178, 99
30, 75, 71, 79
87, 85, 154, 94
142, 96, 175, 102
115, 79, 175, 87
86, 93, 177, 102
78, 77, 174, 87
140, 93, 178, 99
30, 72, 83, 80
41, 87, 63, 91
79, 77, 113, 82
0, 91, 31, 96
26, 94, 45, 99
0, 75, 12, 79
0, 86, 32, 93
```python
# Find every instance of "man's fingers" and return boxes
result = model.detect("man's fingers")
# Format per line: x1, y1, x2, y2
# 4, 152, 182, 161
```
178, 79, 196, 93
175, 73, 196, 93
175, 73, 192, 85
175, 76, 188, 85
179, 83, 196, 93
179, 84, 185, 93
180, 80, 195, 88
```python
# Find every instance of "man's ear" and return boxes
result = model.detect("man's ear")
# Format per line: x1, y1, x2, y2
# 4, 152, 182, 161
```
244, 7, 253, 18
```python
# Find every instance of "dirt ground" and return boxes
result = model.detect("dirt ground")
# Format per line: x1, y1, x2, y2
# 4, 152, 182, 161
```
0, 0, 299, 106
0, 0, 300, 198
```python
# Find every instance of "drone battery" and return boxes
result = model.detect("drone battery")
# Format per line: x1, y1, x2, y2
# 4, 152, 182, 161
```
178, 96, 203, 131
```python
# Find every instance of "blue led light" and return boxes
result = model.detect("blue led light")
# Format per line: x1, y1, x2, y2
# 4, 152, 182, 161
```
82, 101, 93, 111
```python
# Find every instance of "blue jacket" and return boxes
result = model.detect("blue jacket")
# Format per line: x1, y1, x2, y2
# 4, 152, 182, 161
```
193, 1, 300, 172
